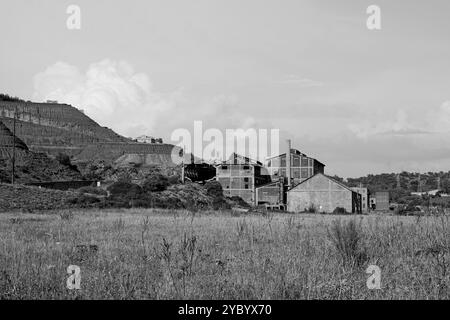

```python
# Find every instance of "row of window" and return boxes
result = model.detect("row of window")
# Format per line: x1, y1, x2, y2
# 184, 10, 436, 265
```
219, 165, 251, 170
217, 177, 252, 190
270, 168, 314, 179
267, 156, 313, 168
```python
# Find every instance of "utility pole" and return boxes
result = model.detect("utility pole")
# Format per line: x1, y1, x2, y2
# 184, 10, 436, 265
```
11, 105, 17, 185
418, 173, 422, 193
286, 139, 292, 188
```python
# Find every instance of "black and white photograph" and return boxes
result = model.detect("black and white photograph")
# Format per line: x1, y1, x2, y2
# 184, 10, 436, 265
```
0, 0, 449, 309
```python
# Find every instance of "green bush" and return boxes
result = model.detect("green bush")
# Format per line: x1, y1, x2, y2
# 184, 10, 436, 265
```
332, 207, 349, 215
66, 194, 101, 207
77, 186, 107, 196
205, 181, 223, 198
306, 204, 317, 213
168, 175, 180, 185
55, 153, 72, 166
143, 174, 169, 192
107, 181, 143, 199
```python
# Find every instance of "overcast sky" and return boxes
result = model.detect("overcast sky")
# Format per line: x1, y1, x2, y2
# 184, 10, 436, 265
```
1, 0, 449, 177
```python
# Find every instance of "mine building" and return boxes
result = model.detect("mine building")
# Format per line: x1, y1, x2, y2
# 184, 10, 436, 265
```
255, 178, 286, 210
373, 191, 390, 211
351, 187, 370, 213
287, 173, 362, 214
215, 153, 271, 204
265, 148, 325, 186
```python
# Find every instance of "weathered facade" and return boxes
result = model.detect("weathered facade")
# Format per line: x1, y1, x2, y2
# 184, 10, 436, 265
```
266, 148, 325, 186
374, 191, 389, 211
216, 153, 270, 204
351, 187, 369, 213
287, 173, 361, 214
255, 178, 285, 207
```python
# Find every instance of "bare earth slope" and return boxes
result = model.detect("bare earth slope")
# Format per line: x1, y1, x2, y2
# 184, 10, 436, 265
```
0, 101, 180, 167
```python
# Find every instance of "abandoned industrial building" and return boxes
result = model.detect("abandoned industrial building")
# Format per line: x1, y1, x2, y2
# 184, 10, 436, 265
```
215, 152, 271, 204
214, 142, 383, 214
265, 148, 325, 185
351, 187, 369, 213
287, 173, 362, 214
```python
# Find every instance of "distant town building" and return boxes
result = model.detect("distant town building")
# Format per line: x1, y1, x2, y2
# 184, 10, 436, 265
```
374, 191, 389, 211
215, 153, 271, 205
135, 135, 163, 144
411, 189, 443, 197
351, 187, 369, 213
265, 148, 325, 186
287, 173, 362, 214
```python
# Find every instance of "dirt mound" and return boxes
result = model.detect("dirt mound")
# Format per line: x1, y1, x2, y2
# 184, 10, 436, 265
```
0, 102, 181, 167
78, 160, 180, 184
0, 183, 77, 212
0, 120, 28, 158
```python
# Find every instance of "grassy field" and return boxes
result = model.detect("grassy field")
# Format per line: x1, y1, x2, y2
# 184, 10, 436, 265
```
0, 209, 449, 299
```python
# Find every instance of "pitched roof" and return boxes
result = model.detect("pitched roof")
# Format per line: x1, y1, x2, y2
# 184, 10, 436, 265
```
266, 148, 325, 167
287, 173, 355, 193
217, 152, 263, 166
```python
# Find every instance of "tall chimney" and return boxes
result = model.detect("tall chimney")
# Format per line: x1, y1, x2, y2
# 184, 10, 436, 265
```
286, 139, 291, 188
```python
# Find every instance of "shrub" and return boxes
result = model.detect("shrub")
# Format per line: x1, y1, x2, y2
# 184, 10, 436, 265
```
205, 181, 223, 198
116, 172, 132, 183
332, 207, 349, 215
327, 219, 368, 267
55, 153, 72, 166
77, 186, 108, 196
229, 196, 251, 208
107, 181, 143, 199
168, 175, 180, 185
66, 194, 101, 207
306, 204, 317, 213
143, 174, 170, 192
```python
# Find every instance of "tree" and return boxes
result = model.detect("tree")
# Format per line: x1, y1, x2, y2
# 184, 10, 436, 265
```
143, 174, 169, 192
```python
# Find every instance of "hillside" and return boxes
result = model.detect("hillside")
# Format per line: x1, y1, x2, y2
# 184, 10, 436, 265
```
345, 171, 450, 201
0, 100, 129, 156
0, 119, 83, 183
0, 99, 181, 167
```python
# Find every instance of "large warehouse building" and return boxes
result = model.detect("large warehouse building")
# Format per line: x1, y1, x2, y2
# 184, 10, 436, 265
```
265, 148, 325, 186
287, 173, 362, 214
215, 153, 271, 204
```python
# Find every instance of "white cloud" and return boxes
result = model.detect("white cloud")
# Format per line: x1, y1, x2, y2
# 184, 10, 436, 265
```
276, 75, 324, 88
33, 59, 178, 138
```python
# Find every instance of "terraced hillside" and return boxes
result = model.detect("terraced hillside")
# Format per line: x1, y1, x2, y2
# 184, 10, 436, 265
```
0, 101, 180, 167
0, 101, 129, 156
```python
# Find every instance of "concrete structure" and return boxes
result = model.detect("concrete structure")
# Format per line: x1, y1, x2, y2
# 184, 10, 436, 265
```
266, 148, 325, 186
351, 187, 369, 213
374, 191, 389, 211
255, 178, 285, 209
287, 173, 361, 214
135, 135, 163, 144
216, 153, 270, 204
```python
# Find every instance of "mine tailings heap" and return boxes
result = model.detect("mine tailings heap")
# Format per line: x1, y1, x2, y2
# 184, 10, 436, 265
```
0, 119, 28, 158
0, 101, 180, 166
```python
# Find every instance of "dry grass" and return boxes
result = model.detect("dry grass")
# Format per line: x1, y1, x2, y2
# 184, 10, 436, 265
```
0, 209, 449, 299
